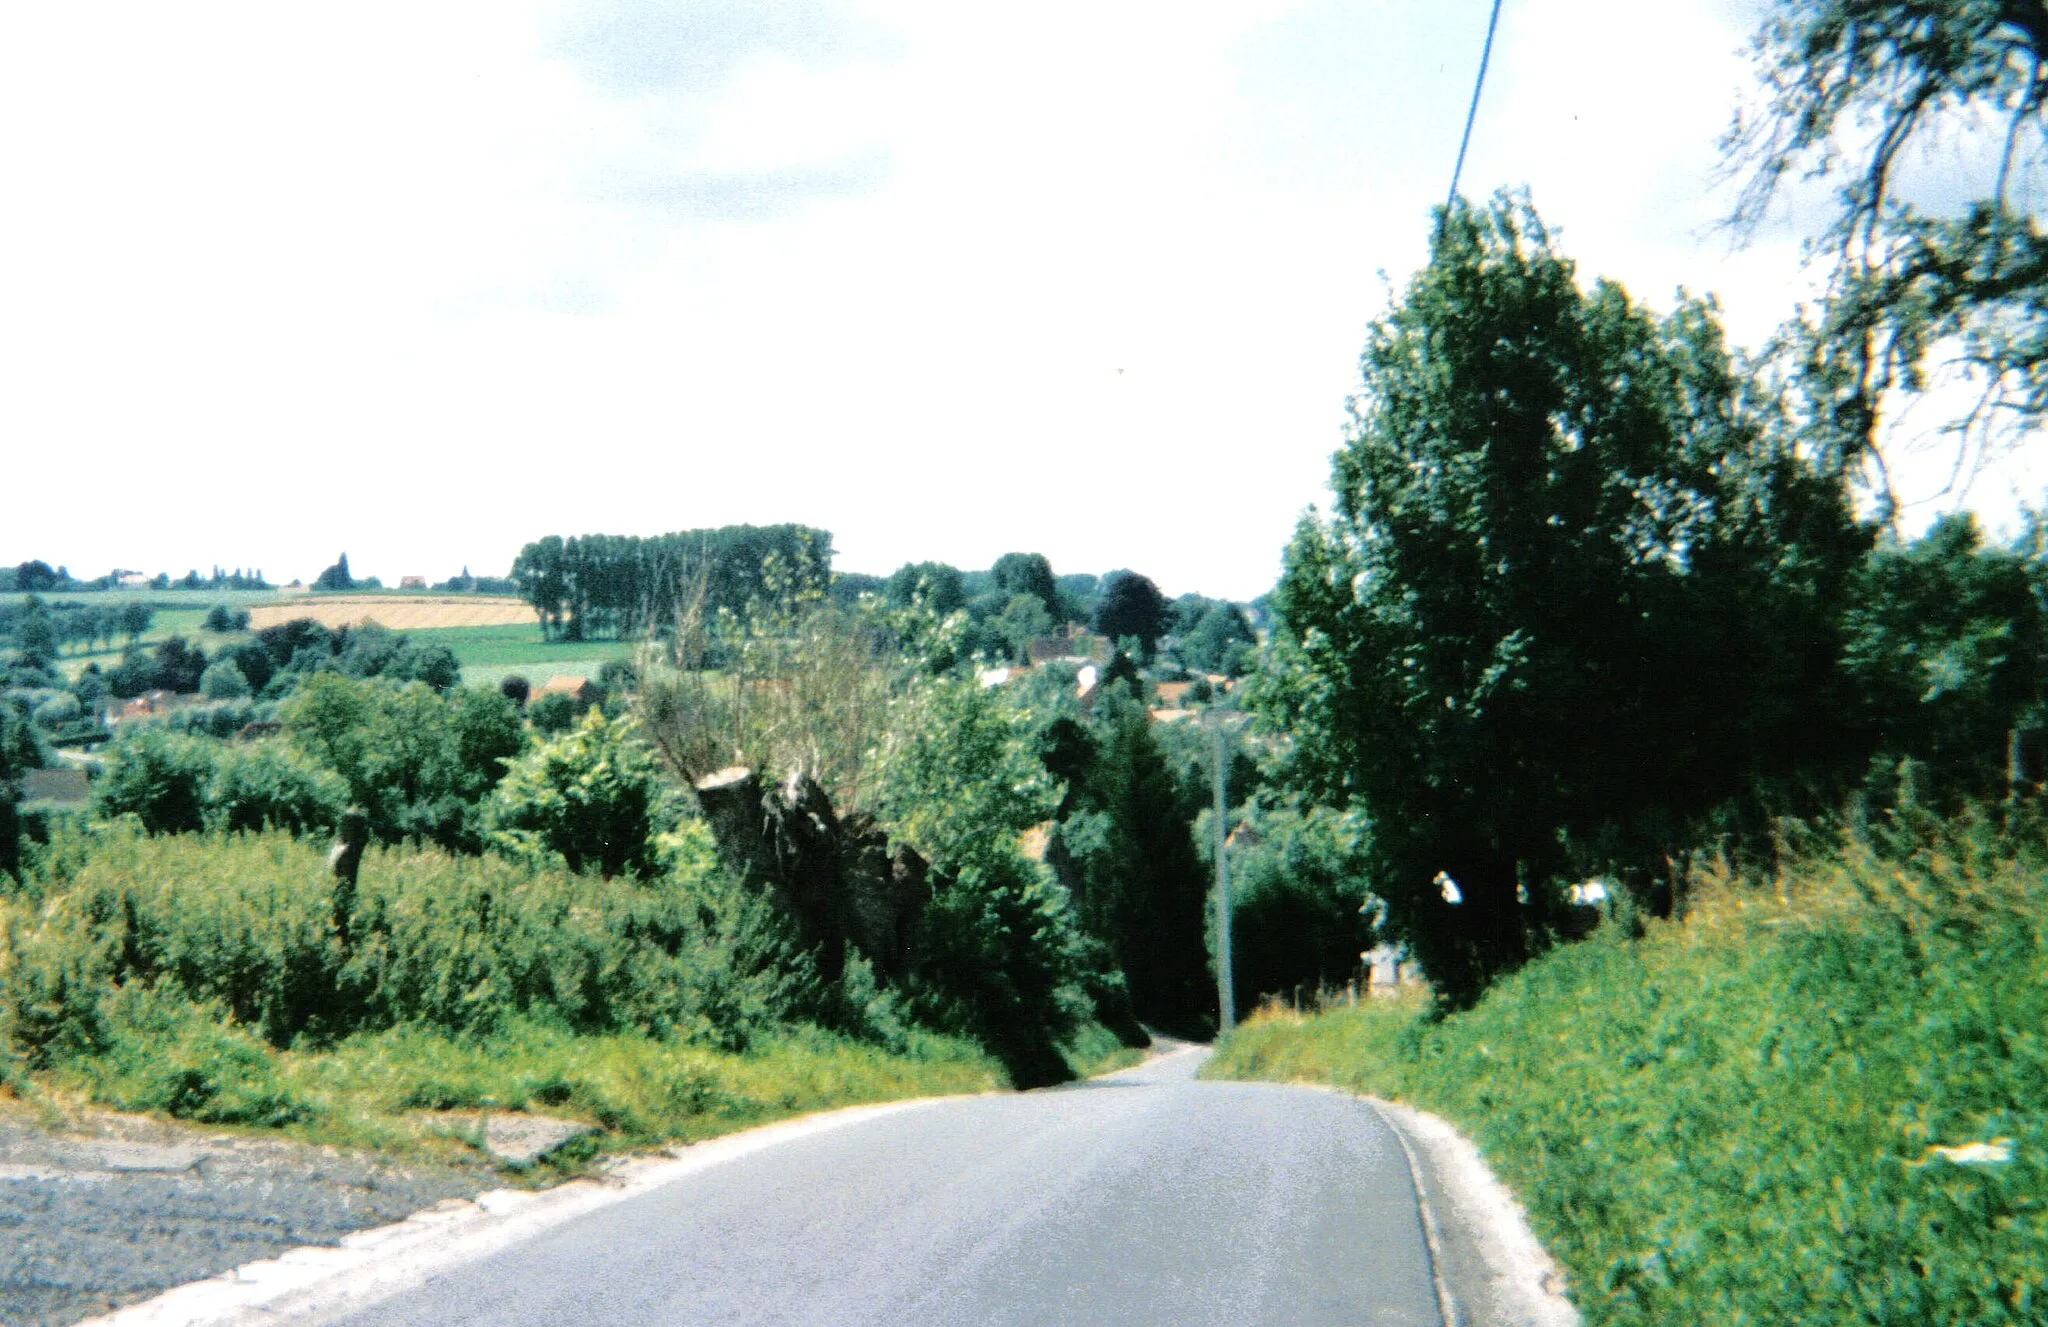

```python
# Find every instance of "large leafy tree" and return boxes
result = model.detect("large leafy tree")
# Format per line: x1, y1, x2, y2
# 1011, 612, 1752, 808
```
1842, 511, 2048, 802
1259, 194, 1870, 1001
989, 552, 1061, 621
1729, 0, 2048, 481
1092, 570, 1171, 658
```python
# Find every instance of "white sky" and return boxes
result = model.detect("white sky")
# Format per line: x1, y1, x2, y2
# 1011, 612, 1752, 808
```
2, 0, 2039, 600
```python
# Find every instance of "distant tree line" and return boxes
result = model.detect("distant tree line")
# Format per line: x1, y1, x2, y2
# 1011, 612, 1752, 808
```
510, 525, 835, 640
1, 561, 269, 593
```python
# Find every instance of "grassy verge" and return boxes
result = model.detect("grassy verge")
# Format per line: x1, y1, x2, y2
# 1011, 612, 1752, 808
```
0, 824, 1138, 1175
15, 1005, 1002, 1178
1204, 818, 2048, 1326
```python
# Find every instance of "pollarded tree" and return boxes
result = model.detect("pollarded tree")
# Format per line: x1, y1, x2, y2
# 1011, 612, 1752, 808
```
1259, 193, 1870, 1002
1729, 0, 2048, 480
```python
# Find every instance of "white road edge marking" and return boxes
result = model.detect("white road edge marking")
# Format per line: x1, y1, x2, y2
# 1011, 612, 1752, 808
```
1364, 1097, 1462, 1327
75, 1095, 974, 1327
1368, 1098, 1581, 1327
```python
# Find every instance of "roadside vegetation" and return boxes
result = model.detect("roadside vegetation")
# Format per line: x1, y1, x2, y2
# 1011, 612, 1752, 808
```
0, 544, 1220, 1167
1207, 812, 2048, 1325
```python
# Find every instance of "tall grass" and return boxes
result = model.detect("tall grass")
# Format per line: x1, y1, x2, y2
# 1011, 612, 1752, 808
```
1206, 815, 2048, 1326
0, 824, 1126, 1162
2, 821, 807, 1056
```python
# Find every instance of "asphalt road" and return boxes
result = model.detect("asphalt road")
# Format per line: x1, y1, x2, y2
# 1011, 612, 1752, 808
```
327, 1047, 1444, 1327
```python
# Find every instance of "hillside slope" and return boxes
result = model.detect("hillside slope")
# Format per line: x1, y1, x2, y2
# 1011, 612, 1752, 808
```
1207, 819, 2048, 1326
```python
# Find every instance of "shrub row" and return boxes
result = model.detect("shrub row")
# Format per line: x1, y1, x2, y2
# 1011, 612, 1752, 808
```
1, 822, 811, 1066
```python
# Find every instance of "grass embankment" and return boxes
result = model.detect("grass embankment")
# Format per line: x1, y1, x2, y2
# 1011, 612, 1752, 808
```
0, 826, 1122, 1174
1205, 820, 2048, 1326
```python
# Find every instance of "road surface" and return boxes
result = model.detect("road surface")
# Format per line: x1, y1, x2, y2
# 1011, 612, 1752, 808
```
323, 1047, 1444, 1326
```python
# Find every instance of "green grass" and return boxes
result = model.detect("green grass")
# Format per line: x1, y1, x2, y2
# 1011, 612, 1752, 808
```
1204, 817, 2048, 1326
33, 995, 1004, 1174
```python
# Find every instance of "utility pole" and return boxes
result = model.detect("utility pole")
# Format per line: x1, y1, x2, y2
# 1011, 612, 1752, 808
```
1211, 712, 1236, 1034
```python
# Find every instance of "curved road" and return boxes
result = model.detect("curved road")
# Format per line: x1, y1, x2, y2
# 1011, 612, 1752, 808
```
328, 1048, 1444, 1326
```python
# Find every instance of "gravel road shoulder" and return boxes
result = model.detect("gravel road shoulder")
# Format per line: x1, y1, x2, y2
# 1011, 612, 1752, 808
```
0, 1102, 495, 1327
1367, 1097, 1581, 1327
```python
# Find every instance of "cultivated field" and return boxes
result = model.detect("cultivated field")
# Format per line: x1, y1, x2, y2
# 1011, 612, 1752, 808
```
245, 596, 538, 631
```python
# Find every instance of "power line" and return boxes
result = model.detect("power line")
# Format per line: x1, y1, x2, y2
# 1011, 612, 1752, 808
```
1445, 0, 1506, 214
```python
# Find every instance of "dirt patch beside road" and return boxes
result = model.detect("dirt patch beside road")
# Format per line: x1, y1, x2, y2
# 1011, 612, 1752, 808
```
0, 1102, 493, 1327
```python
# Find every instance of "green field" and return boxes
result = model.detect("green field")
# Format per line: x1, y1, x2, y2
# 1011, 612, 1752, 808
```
6, 594, 631, 691
406, 624, 632, 689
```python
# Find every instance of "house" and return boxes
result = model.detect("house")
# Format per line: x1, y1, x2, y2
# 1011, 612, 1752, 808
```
532, 675, 599, 705
1361, 944, 1410, 993
115, 572, 150, 589
1027, 625, 1113, 668
114, 690, 180, 723
399, 575, 428, 590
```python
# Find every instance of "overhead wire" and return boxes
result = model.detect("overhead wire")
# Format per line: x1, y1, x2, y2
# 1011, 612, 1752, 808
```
1445, 0, 1506, 216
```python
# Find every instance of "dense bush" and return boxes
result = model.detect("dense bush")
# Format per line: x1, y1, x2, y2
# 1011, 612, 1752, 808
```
209, 744, 349, 835
94, 729, 214, 834
873, 676, 1093, 1083
528, 691, 578, 734
1210, 813, 2048, 1326
280, 674, 525, 850
0, 822, 814, 1058
199, 658, 252, 699
487, 709, 672, 880
1204, 800, 1376, 1014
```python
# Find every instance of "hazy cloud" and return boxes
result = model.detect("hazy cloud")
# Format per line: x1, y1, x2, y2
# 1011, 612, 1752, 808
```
554, 0, 893, 97
595, 151, 891, 220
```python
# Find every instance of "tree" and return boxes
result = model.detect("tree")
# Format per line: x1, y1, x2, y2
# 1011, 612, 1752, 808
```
487, 709, 671, 879
1051, 688, 1215, 1034
1092, 571, 1170, 659
1728, 0, 2048, 483
149, 637, 209, 693
95, 729, 216, 834
1177, 603, 1258, 675
116, 602, 153, 645
313, 553, 354, 592
280, 674, 524, 849
12, 598, 56, 664
1209, 800, 1376, 1017
872, 674, 1092, 1082
199, 658, 252, 700
884, 561, 966, 615
1259, 194, 1870, 1002
995, 593, 1054, 662
14, 561, 57, 593
990, 552, 1061, 621
1841, 511, 2048, 804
